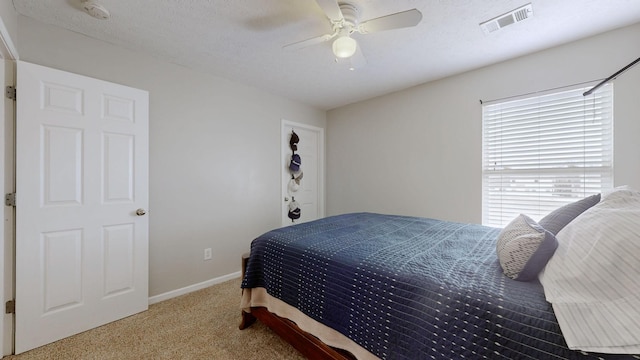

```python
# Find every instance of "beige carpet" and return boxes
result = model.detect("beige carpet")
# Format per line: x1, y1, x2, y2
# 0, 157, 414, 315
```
6, 278, 304, 360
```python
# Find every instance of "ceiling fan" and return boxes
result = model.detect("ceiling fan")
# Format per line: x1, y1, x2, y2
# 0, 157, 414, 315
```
284, 0, 423, 69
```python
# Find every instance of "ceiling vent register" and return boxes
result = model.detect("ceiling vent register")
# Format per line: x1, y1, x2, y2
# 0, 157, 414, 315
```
480, 3, 533, 34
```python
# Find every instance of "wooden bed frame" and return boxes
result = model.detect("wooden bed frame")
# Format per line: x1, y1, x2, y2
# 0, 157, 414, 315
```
239, 252, 356, 360
239, 308, 355, 360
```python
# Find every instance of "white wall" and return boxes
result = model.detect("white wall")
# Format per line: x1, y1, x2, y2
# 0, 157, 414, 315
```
16, 16, 326, 297
327, 22, 640, 224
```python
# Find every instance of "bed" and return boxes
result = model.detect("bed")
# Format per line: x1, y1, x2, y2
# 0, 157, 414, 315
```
240, 189, 640, 359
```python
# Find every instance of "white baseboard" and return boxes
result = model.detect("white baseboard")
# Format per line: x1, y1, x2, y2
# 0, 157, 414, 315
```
148, 271, 242, 305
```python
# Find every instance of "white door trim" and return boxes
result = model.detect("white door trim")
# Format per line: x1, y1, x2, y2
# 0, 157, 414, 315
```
0, 58, 14, 359
281, 119, 325, 226
0, 14, 17, 358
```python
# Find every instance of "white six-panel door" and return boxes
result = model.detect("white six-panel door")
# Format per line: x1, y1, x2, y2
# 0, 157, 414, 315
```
15, 61, 149, 353
281, 120, 324, 226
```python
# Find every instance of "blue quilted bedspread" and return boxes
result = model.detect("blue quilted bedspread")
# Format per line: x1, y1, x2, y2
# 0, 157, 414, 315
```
241, 213, 638, 360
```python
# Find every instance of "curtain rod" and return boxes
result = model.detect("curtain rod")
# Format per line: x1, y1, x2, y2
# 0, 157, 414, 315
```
479, 79, 599, 105
583, 56, 640, 96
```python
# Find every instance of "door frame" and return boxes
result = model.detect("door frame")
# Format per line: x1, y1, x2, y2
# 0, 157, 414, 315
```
281, 119, 325, 226
0, 13, 18, 358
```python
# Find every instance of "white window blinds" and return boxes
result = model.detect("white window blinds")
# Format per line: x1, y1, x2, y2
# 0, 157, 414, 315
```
482, 84, 613, 227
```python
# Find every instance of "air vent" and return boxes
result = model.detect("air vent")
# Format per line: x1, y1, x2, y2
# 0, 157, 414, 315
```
480, 3, 533, 34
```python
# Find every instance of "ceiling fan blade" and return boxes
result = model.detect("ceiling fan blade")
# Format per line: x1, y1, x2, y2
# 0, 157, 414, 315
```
315, 0, 343, 22
283, 33, 335, 51
358, 9, 422, 34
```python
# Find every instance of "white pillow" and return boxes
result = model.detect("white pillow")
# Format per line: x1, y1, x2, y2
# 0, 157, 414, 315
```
539, 186, 640, 353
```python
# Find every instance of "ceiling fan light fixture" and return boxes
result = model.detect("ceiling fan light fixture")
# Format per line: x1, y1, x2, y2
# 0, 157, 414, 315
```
332, 36, 357, 58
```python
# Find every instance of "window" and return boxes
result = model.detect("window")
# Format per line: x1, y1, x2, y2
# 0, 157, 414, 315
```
482, 84, 613, 227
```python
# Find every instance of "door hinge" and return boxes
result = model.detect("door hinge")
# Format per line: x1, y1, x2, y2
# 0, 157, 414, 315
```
5, 193, 15, 207
5, 300, 14, 314
5, 86, 15, 100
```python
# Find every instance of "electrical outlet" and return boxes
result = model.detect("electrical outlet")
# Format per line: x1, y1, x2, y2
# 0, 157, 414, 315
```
204, 248, 212, 260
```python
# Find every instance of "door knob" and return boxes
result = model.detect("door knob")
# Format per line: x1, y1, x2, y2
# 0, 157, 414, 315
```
135, 208, 146, 216
284, 197, 289, 202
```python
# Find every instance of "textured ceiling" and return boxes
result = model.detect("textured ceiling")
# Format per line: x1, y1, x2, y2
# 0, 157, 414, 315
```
11, 0, 640, 110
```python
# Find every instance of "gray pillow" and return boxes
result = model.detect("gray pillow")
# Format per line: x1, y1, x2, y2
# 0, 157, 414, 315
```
496, 214, 558, 281
538, 194, 601, 235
